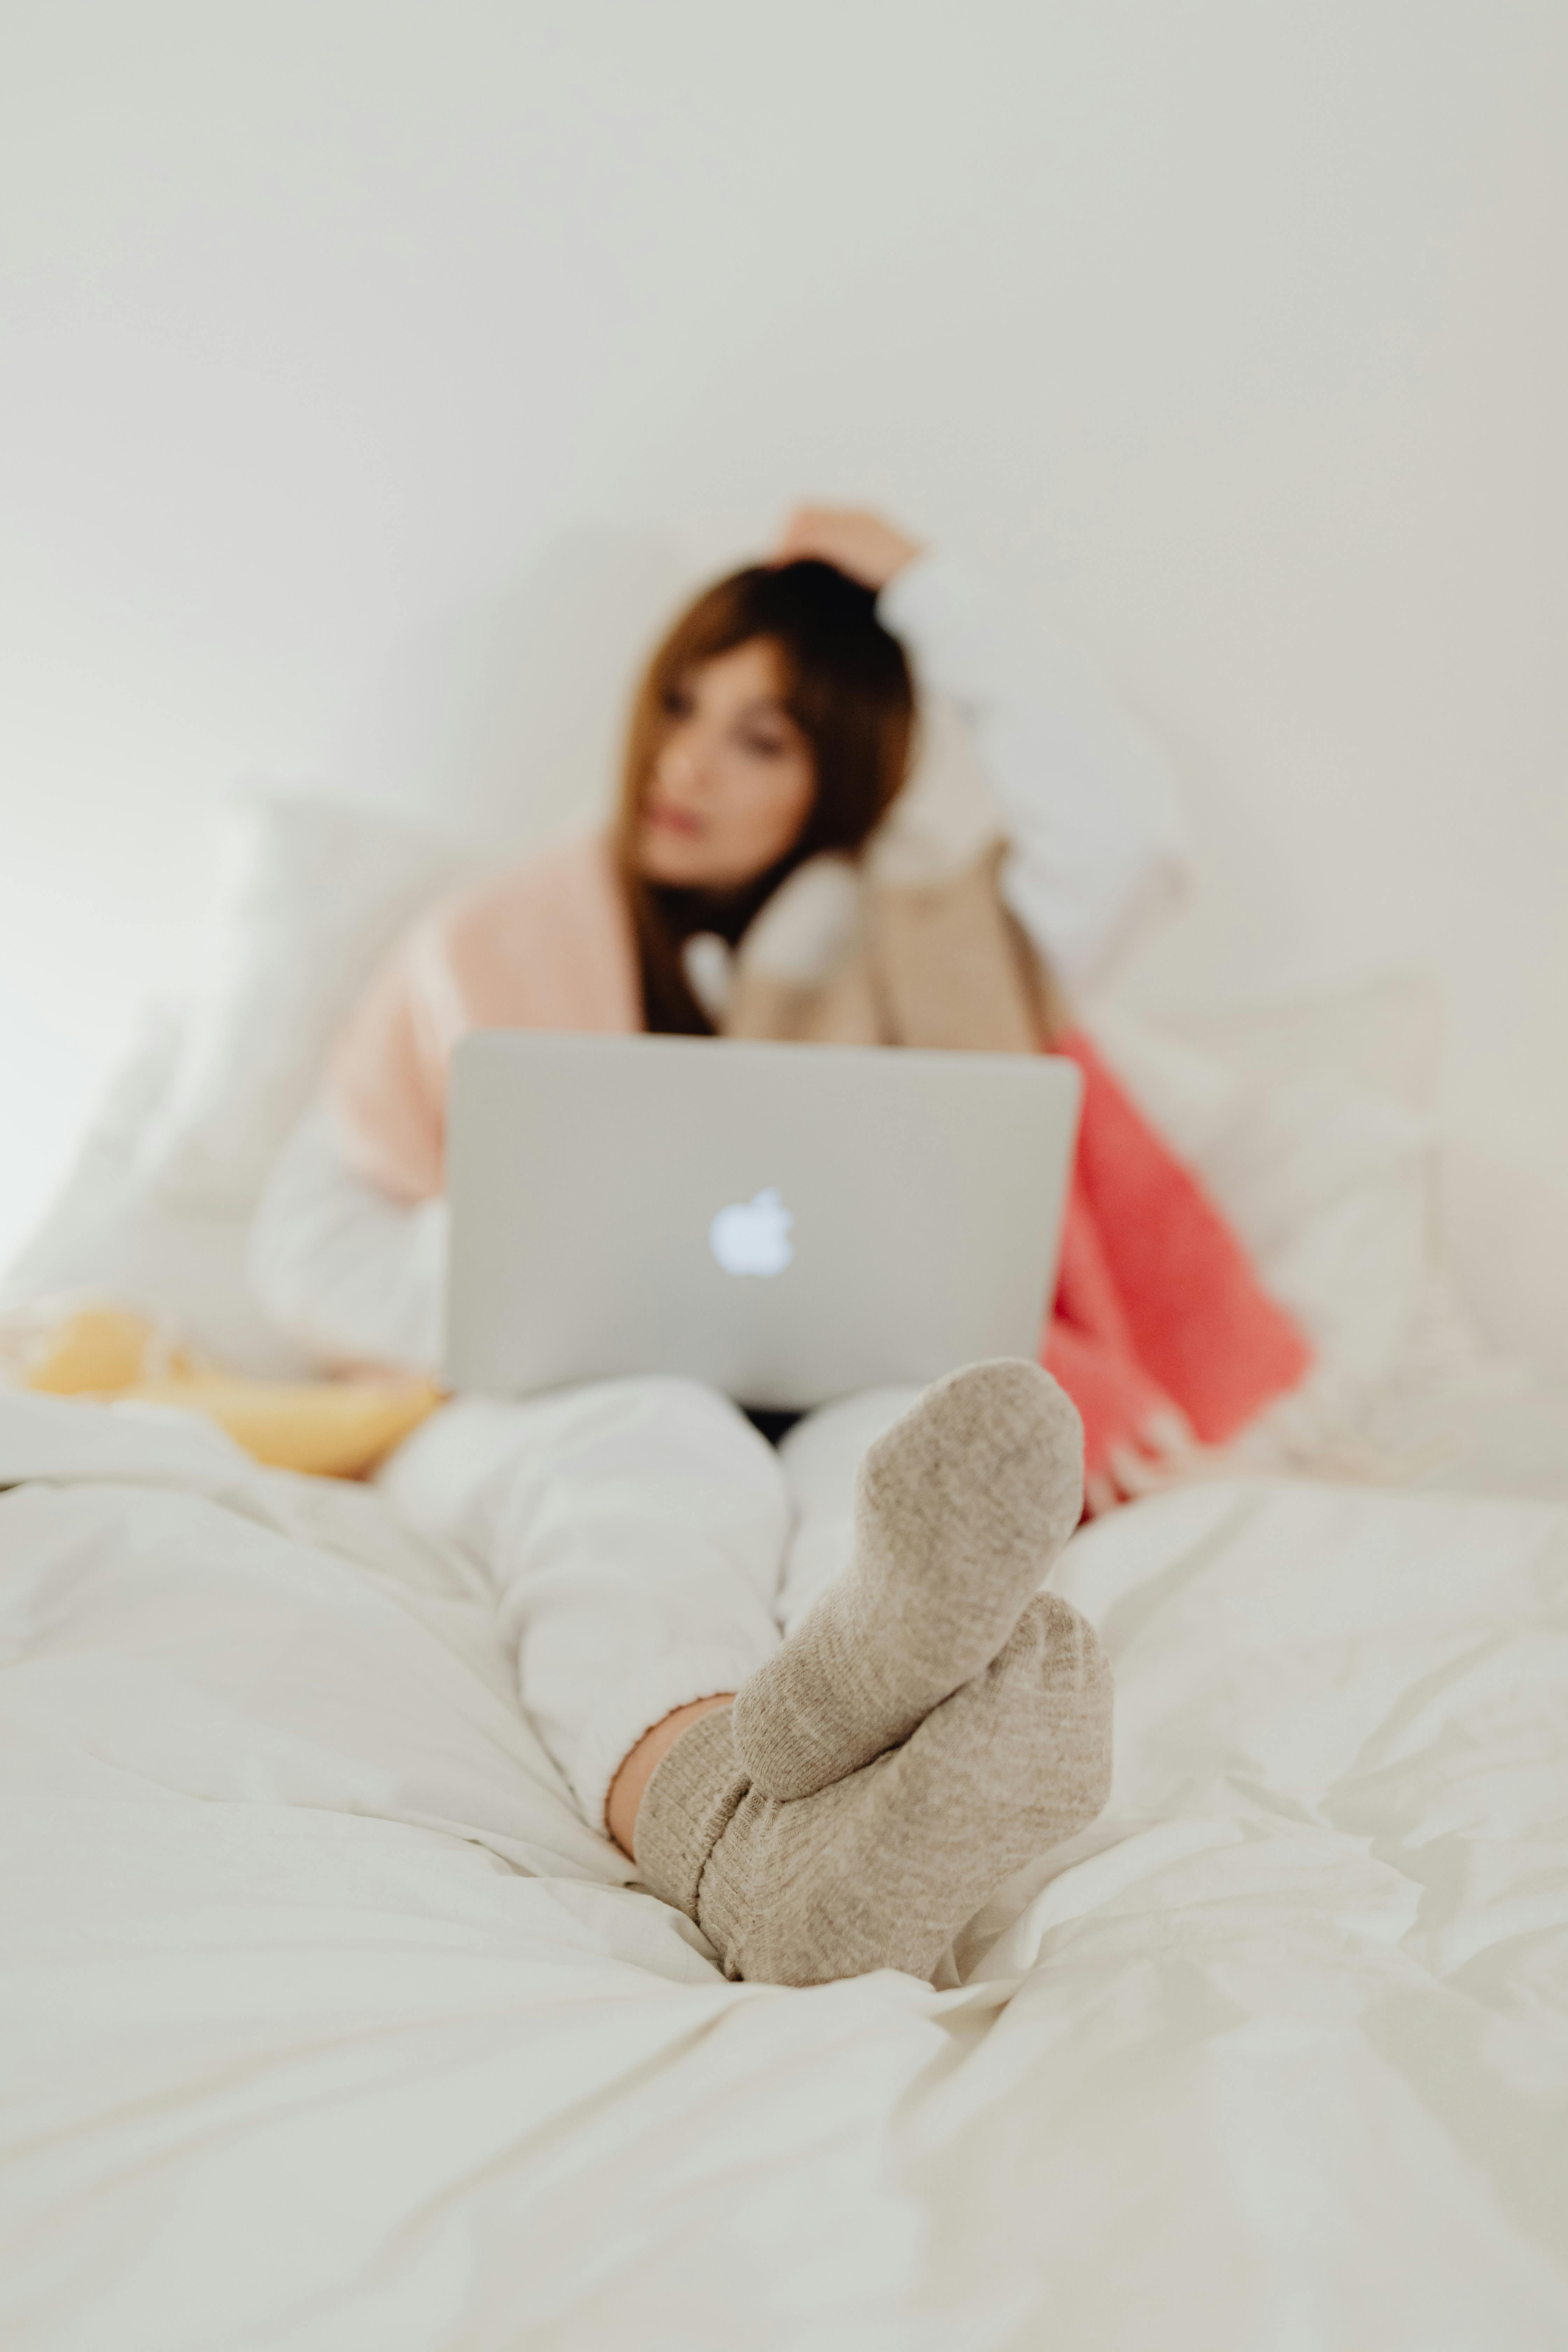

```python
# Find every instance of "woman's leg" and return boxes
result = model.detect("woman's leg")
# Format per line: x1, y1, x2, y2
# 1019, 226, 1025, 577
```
602, 1388, 926, 1862
742, 1361, 1086, 1798
631, 1359, 1112, 1985
639, 1591, 1111, 1985
774, 1385, 924, 1632
376, 1377, 788, 1836
592, 1392, 925, 1858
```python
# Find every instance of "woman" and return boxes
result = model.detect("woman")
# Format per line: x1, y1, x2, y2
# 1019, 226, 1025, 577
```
252, 506, 1305, 1986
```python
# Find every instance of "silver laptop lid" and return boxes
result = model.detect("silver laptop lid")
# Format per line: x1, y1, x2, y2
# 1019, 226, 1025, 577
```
444, 1032, 1081, 1411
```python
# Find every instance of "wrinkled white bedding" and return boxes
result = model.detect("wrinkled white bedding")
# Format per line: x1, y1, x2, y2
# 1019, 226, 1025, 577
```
2, 1392, 1566, 2351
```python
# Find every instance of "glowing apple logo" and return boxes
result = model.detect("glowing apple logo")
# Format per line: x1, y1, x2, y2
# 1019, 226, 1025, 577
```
709, 1188, 794, 1278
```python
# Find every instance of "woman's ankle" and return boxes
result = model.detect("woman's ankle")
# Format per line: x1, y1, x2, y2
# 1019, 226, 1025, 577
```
605, 1693, 736, 1859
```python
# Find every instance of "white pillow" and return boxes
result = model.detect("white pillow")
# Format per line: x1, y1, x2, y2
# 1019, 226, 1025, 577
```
136, 785, 474, 1214
0, 788, 471, 1373
1084, 975, 1471, 1463
0, 999, 316, 1377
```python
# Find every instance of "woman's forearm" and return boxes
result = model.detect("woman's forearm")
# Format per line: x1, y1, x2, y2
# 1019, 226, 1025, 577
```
247, 1107, 447, 1374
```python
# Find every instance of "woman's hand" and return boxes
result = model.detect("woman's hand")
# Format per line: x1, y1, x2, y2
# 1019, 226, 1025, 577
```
1083, 1405, 1222, 1518
774, 504, 924, 593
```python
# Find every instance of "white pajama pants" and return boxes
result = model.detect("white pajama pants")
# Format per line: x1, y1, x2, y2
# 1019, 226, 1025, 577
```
376, 1377, 921, 1829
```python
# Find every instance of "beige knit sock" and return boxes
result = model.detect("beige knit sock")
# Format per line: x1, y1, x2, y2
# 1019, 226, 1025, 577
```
731, 1358, 1084, 1801
635, 1591, 1112, 1987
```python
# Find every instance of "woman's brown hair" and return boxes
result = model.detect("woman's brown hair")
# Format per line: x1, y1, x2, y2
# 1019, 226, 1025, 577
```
613, 559, 916, 1032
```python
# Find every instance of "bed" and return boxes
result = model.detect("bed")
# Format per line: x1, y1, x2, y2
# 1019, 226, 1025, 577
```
2, 785, 1565, 2347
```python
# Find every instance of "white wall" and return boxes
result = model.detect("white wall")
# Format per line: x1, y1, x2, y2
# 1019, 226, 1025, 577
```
2, 0, 1565, 1367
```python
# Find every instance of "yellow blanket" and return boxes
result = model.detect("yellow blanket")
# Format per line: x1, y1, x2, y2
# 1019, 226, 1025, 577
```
19, 1307, 442, 1478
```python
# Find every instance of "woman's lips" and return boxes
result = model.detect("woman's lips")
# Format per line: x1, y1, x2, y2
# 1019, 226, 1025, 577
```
644, 802, 704, 838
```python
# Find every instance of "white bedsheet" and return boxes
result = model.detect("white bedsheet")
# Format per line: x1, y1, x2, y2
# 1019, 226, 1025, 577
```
2, 1393, 1565, 2350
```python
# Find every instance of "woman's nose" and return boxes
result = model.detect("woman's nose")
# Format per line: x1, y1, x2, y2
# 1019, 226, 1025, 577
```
656, 724, 709, 797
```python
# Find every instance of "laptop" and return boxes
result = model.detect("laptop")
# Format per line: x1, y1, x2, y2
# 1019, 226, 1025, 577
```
444, 1031, 1082, 1411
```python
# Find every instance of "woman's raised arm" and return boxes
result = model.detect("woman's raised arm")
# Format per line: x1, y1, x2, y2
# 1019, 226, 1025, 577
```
777, 504, 1190, 995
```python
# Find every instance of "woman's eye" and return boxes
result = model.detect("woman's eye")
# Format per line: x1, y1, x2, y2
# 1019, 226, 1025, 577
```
743, 733, 788, 759
661, 686, 692, 718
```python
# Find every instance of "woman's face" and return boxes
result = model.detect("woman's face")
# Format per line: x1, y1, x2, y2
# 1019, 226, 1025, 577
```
634, 637, 816, 893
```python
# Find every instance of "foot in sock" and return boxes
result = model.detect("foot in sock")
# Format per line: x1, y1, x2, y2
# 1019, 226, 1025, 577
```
636, 1591, 1112, 1986
730, 1358, 1084, 1801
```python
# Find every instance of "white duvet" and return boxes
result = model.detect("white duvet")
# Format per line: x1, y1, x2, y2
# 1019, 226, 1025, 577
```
2, 1391, 1565, 2351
